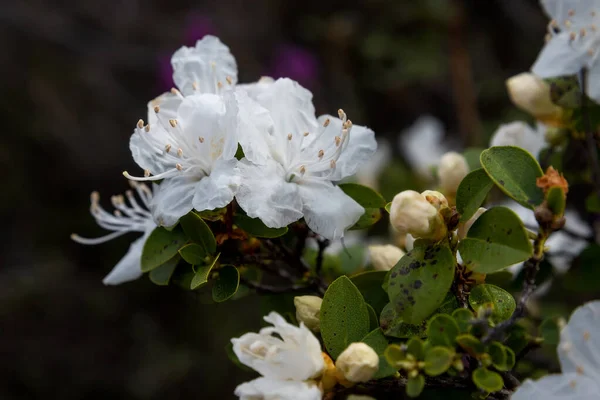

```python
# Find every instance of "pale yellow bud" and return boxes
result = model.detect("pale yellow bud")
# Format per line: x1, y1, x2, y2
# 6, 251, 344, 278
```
294, 295, 323, 332
506, 73, 563, 123
438, 152, 469, 194
457, 207, 486, 240
368, 244, 405, 271
335, 342, 379, 383
421, 190, 449, 210
389, 190, 447, 240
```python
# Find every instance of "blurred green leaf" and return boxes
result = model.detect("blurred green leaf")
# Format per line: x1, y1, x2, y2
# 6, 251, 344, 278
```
456, 334, 484, 356
149, 254, 180, 285
141, 226, 188, 272
178, 243, 208, 265
406, 337, 425, 360
424, 346, 454, 376
384, 343, 406, 367
180, 212, 216, 254
456, 168, 493, 222
212, 265, 240, 302
406, 374, 425, 398
540, 317, 562, 346
234, 213, 288, 238
361, 328, 398, 379
469, 284, 516, 323
462, 147, 485, 171
427, 314, 459, 347
472, 367, 504, 392
452, 309, 474, 333
191, 253, 220, 290
351, 270, 389, 315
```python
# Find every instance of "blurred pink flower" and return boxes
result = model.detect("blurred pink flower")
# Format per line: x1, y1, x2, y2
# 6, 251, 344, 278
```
269, 44, 319, 89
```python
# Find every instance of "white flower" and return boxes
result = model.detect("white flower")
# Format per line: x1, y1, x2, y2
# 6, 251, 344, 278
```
457, 207, 486, 240
71, 183, 157, 285
234, 377, 322, 400
513, 300, 600, 400
489, 121, 546, 159
532, 0, 600, 103
354, 137, 392, 191
294, 296, 323, 332
231, 311, 325, 381
389, 190, 447, 240
368, 244, 405, 271
234, 78, 378, 240
438, 152, 469, 194
335, 342, 379, 383
506, 72, 563, 120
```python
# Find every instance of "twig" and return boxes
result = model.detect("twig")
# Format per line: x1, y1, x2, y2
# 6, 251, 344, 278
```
580, 68, 600, 199
315, 237, 330, 277
240, 277, 314, 294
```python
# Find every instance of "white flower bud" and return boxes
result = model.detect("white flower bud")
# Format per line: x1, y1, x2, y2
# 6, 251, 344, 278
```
368, 244, 405, 271
421, 190, 449, 210
335, 342, 379, 383
294, 295, 323, 332
457, 207, 486, 240
506, 73, 562, 120
438, 152, 469, 194
389, 190, 447, 240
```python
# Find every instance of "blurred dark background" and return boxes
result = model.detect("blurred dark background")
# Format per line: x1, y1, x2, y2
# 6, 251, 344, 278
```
1, 1, 549, 399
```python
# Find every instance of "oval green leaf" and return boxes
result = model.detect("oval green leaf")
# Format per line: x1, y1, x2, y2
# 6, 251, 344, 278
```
427, 314, 460, 347
463, 147, 484, 171
387, 243, 456, 325
360, 328, 398, 379
456, 334, 484, 356
406, 374, 425, 398
233, 213, 288, 238
190, 253, 220, 290
180, 212, 216, 254
472, 367, 504, 393
480, 146, 544, 209
380, 303, 426, 338
384, 343, 406, 367
424, 346, 454, 376
212, 265, 239, 302
468, 284, 516, 323
406, 337, 425, 360
456, 168, 493, 222
367, 304, 379, 331
458, 207, 533, 274
339, 183, 386, 230
141, 227, 188, 272
149, 254, 180, 285
178, 243, 208, 265
351, 270, 389, 315
452, 308, 474, 333
321, 276, 370, 359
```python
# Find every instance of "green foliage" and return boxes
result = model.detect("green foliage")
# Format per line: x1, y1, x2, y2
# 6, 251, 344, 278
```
141, 226, 188, 272
351, 270, 389, 315
196, 207, 227, 221
480, 146, 544, 209
456, 168, 493, 222
385, 202, 392, 213
406, 337, 425, 360
234, 213, 288, 238
339, 183, 387, 230
452, 309, 474, 333
380, 303, 426, 338
423, 346, 454, 376
585, 193, 600, 213
178, 243, 208, 265
180, 212, 216, 254
504, 324, 532, 355
427, 314, 459, 347
547, 76, 581, 108
462, 147, 484, 171
149, 254, 181, 285
386, 243, 456, 324
367, 304, 379, 330
456, 334, 484, 356
540, 317, 562, 345
320, 276, 370, 359
406, 374, 425, 398
472, 367, 504, 393
488, 342, 515, 371
458, 207, 533, 273
212, 265, 240, 302
469, 284, 516, 323
361, 328, 398, 379
562, 244, 600, 293
383, 343, 406, 367
190, 254, 220, 290
546, 186, 566, 217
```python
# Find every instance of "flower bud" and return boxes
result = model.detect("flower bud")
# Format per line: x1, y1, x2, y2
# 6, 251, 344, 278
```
506, 73, 563, 123
294, 296, 323, 332
438, 152, 469, 194
421, 190, 449, 210
335, 342, 379, 383
368, 244, 405, 271
390, 190, 447, 240
457, 207, 486, 240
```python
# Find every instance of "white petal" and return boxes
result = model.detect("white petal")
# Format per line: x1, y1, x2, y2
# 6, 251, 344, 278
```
171, 35, 238, 95
540, 0, 596, 25
298, 178, 364, 240
559, 301, 600, 380
489, 121, 545, 158
233, 88, 275, 165
532, 33, 587, 78
147, 92, 181, 124
102, 233, 149, 285
513, 372, 599, 400
586, 64, 600, 104
129, 121, 175, 176
234, 378, 322, 400
150, 174, 197, 227
192, 158, 239, 211
353, 138, 392, 190
398, 115, 450, 176
235, 159, 303, 228
237, 76, 275, 100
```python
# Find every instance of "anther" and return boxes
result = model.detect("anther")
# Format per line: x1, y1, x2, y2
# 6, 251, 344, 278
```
192, 81, 199, 90
303, 132, 310, 137
137, 119, 144, 129
335, 136, 341, 146
584, 331, 591, 341
177, 148, 183, 157
565, 19, 572, 28
170, 88, 181, 96
154, 106, 160, 113
217, 81, 223, 89
338, 109, 346, 120
169, 119, 178, 128
144, 169, 151, 177
226, 76, 233, 85
144, 124, 150, 132
318, 149, 324, 159
176, 163, 183, 171
114, 210, 122, 217
91, 191, 100, 203
570, 31, 577, 40
323, 118, 330, 127
299, 165, 306, 174
287, 133, 293, 141
576, 366, 584, 375
581, 28, 587, 37
330, 160, 336, 168
568, 9, 575, 17
199, 137, 205, 143
165, 144, 172, 153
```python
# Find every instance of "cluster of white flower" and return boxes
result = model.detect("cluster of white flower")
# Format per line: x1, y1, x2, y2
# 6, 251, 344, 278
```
73, 35, 377, 284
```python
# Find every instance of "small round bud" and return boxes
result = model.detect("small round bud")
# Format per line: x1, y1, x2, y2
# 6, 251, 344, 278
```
294, 296, 323, 332
457, 207, 486, 240
335, 342, 379, 383
389, 190, 447, 240
438, 152, 469, 194
368, 244, 405, 271
421, 190, 449, 210
506, 73, 563, 122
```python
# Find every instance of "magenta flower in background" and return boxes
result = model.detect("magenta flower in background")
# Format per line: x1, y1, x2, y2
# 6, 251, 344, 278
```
157, 14, 216, 91
269, 44, 319, 90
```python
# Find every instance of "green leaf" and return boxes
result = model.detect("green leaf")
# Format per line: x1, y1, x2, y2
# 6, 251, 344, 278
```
233, 213, 288, 238
547, 76, 582, 108
463, 147, 485, 171
456, 168, 493, 222
234, 143, 245, 160
339, 183, 386, 230
351, 270, 389, 315
366, 304, 379, 331
385, 202, 392, 213
585, 193, 600, 213
380, 303, 426, 338
505, 347, 516, 370
480, 146, 544, 209
406, 337, 425, 360
504, 324, 530, 355
212, 265, 240, 302
540, 317, 562, 345
190, 253, 220, 290
452, 309, 474, 333
458, 207, 533, 273
321, 276, 371, 359
180, 212, 216, 254
387, 243, 456, 324
384, 343, 406, 367
546, 186, 566, 216
196, 208, 227, 221
488, 342, 508, 371
178, 243, 208, 265
424, 347, 454, 376
427, 314, 460, 347
406, 374, 425, 398
148, 254, 180, 285
436, 293, 460, 315
141, 227, 188, 272
456, 334, 484, 356
468, 284, 516, 323
361, 328, 398, 379
338, 245, 367, 275
472, 367, 504, 393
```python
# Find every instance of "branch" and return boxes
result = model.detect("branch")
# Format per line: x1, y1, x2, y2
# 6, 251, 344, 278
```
240, 277, 316, 295
315, 237, 331, 277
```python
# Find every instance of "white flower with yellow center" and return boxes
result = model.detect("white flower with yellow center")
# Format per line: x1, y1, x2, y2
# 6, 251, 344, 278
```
71, 183, 157, 285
